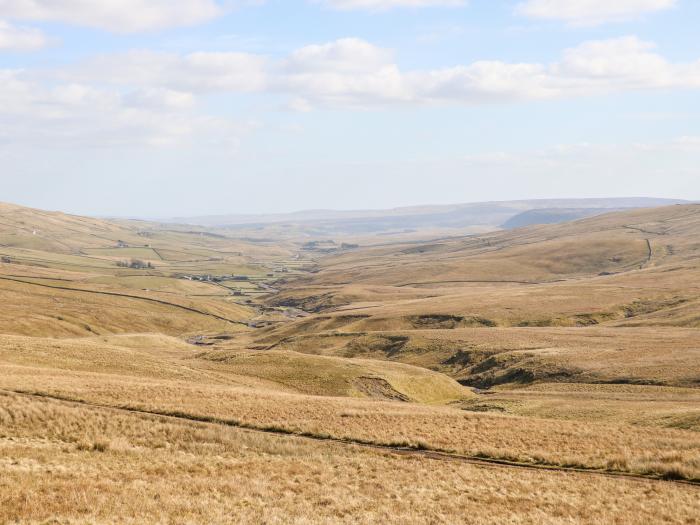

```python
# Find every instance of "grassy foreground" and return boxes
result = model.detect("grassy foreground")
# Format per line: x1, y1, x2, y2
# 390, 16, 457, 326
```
2, 391, 699, 525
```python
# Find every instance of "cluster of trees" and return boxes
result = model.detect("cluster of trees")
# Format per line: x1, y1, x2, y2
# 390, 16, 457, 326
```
116, 259, 154, 269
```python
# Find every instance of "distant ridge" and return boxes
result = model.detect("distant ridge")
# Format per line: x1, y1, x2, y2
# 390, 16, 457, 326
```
167, 198, 688, 239
501, 207, 626, 229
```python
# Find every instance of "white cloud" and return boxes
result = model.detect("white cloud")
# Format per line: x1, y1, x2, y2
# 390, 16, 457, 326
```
315, 0, 465, 10
62, 36, 700, 109
0, 0, 224, 32
554, 36, 677, 90
70, 39, 408, 107
284, 38, 394, 74
279, 39, 562, 106
407, 62, 558, 103
279, 38, 410, 107
70, 50, 268, 92
0, 70, 245, 149
123, 88, 196, 110
3, 35, 699, 149
516, 0, 676, 25
183, 52, 269, 91
275, 36, 700, 107
0, 19, 46, 50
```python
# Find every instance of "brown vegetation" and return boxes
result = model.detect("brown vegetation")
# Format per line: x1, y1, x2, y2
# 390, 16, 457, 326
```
1, 202, 699, 523
4, 391, 698, 524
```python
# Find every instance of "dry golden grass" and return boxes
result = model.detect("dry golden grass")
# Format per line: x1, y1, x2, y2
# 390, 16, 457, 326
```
270, 265, 700, 329
2, 202, 700, 523
0, 277, 242, 337
251, 326, 700, 388
461, 382, 700, 431
195, 347, 469, 402
0, 334, 469, 403
2, 391, 699, 525
1, 348, 698, 482
0, 201, 293, 260
271, 205, 700, 330
0, 202, 292, 337
309, 204, 700, 284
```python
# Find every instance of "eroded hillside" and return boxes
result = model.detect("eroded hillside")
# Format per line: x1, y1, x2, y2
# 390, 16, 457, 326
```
249, 205, 700, 397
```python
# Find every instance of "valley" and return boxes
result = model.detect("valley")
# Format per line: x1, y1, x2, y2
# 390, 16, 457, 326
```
0, 201, 698, 523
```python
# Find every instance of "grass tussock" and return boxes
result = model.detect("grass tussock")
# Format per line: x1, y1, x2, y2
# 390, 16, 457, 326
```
2, 361, 699, 482
1, 392, 699, 524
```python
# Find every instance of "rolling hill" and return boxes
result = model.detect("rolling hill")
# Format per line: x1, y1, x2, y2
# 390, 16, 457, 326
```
1, 200, 699, 524
0, 201, 292, 336
250, 204, 700, 394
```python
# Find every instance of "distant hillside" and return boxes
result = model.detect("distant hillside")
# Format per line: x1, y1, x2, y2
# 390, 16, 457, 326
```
267, 203, 700, 326
0, 201, 277, 337
254, 203, 700, 394
306, 203, 700, 285
502, 208, 623, 229
170, 198, 687, 240
0, 201, 145, 253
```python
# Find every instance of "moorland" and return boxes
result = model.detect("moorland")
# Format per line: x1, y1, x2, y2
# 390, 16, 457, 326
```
0, 200, 699, 524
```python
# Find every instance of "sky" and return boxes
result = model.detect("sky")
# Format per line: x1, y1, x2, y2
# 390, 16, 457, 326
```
0, 0, 699, 217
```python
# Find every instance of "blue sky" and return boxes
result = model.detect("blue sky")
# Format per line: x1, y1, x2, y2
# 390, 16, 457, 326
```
0, 0, 698, 217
